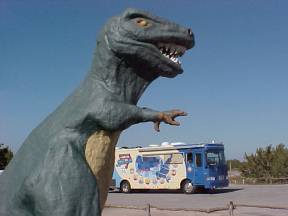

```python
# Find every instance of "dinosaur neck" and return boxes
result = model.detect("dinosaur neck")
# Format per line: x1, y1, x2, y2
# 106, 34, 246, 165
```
87, 44, 156, 105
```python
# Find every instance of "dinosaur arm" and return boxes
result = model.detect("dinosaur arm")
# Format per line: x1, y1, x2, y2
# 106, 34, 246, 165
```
93, 101, 187, 131
140, 107, 187, 131
152, 109, 188, 132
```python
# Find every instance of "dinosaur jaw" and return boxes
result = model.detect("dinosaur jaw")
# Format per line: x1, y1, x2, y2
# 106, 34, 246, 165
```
151, 42, 189, 78
157, 43, 187, 66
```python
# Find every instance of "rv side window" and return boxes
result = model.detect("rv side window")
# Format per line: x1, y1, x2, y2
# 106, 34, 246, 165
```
164, 153, 183, 164
187, 153, 193, 163
195, 153, 202, 167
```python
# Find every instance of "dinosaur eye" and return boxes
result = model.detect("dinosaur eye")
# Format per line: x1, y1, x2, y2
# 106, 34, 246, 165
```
135, 18, 151, 28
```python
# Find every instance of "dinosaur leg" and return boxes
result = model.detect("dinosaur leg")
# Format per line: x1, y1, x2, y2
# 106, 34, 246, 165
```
9, 133, 101, 216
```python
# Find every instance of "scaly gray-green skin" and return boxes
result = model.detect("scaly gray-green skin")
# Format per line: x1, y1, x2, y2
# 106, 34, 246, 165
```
0, 8, 194, 216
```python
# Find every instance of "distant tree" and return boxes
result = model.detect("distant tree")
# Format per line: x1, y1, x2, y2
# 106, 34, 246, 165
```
226, 159, 242, 170
271, 144, 288, 177
0, 144, 14, 170
241, 144, 288, 183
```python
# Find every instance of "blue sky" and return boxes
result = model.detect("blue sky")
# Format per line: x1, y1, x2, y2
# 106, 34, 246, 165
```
1, 0, 288, 160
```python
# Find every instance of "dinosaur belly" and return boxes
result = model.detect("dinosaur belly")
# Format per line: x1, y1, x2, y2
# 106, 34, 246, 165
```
85, 130, 121, 210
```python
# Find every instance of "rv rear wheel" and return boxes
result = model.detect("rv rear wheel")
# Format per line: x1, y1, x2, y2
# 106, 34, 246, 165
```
181, 180, 195, 194
120, 180, 131, 193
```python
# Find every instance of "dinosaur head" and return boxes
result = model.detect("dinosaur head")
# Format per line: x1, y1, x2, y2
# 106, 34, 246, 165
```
103, 8, 194, 79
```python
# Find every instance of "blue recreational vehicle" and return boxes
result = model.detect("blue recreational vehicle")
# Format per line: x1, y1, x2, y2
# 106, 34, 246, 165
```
112, 143, 229, 193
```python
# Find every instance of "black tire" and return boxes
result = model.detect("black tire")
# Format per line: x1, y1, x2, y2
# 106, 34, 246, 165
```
181, 179, 195, 194
120, 180, 131, 193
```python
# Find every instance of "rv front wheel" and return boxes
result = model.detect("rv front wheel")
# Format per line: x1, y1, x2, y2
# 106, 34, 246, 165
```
181, 180, 195, 194
120, 180, 131, 193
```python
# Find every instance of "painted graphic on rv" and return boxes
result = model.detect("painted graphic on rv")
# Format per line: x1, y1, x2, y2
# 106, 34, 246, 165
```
116, 154, 132, 169
115, 152, 185, 186
135, 154, 178, 183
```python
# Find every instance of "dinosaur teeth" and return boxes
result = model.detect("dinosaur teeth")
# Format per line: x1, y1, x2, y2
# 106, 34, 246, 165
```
170, 47, 176, 54
161, 52, 180, 64
157, 43, 186, 65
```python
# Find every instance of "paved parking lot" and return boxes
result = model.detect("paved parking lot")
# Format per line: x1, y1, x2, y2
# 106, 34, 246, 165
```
103, 184, 288, 216
103, 207, 288, 216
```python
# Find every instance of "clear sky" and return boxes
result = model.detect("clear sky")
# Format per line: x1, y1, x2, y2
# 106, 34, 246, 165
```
1, 0, 288, 160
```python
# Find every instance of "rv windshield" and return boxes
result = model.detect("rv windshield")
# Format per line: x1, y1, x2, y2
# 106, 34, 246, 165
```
206, 151, 225, 166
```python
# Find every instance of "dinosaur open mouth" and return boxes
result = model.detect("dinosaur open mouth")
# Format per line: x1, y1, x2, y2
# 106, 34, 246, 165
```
156, 43, 187, 65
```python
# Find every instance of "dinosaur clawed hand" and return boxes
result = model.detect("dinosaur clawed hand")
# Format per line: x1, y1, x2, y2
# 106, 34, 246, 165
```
154, 109, 187, 132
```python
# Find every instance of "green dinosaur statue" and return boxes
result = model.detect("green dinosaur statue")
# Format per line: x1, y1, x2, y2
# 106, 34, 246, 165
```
0, 8, 194, 216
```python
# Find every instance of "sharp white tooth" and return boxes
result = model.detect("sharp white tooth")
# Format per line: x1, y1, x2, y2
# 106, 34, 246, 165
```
171, 47, 175, 54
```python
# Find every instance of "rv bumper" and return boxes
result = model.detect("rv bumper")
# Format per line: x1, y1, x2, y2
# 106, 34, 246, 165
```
205, 176, 229, 189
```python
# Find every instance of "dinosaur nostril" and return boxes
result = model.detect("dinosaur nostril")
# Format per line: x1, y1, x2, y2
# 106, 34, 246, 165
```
188, 28, 192, 37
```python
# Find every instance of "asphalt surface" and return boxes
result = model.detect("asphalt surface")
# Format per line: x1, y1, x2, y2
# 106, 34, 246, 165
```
103, 207, 288, 216
103, 184, 288, 216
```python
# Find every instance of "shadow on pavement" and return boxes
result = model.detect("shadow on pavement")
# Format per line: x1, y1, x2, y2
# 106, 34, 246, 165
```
203, 188, 243, 194
109, 187, 243, 194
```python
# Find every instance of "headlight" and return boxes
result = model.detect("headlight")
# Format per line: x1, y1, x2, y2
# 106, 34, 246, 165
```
206, 176, 216, 181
